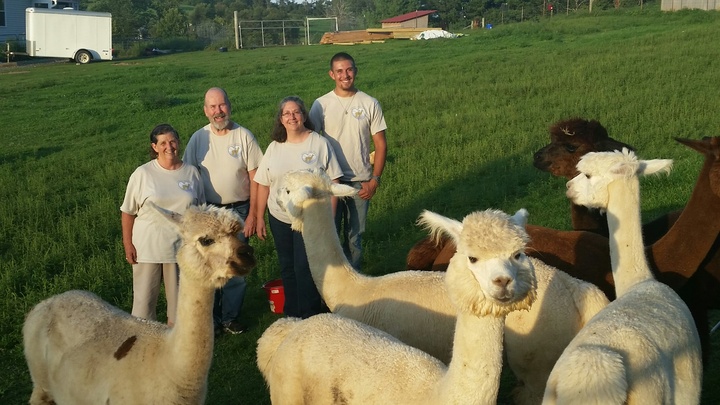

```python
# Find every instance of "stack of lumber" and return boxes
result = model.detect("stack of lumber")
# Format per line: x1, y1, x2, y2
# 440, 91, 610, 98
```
319, 30, 392, 45
319, 27, 442, 44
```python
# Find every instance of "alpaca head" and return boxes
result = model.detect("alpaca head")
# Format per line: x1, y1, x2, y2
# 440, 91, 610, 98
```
533, 118, 635, 179
675, 136, 720, 199
150, 203, 256, 289
276, 168, 357, 232
566, 148, 673, 211
417, 208, 537, 317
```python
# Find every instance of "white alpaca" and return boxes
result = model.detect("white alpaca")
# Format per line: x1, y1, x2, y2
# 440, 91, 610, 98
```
543, 149, 702, 404
23, 204, 256, 405
274, 168, 609, 404
257, 208, 537, 404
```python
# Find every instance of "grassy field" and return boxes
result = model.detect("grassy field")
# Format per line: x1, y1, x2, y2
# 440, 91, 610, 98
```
1, 6, 720, 404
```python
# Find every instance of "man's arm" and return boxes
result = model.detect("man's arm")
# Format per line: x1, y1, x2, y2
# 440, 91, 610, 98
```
358, 130, 387, 200
371, 130, 387, 179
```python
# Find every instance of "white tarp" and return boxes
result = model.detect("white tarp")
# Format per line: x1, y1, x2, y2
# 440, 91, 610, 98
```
413, 30, 458, 40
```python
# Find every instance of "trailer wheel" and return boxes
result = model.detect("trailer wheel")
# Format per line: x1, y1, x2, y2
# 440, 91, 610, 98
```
75, 50, 92, 64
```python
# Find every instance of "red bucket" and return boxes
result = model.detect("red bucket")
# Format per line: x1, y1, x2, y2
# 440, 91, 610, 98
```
262, 279, 285, 314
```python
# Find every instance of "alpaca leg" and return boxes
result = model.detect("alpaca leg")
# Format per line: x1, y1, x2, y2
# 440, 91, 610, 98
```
29, 388, 55, 405
24, 302, 56, 405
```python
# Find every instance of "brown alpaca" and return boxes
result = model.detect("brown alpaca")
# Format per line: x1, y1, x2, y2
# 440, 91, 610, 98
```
406, 118, 680, 272
408, 136, 720, 368
533, 117, 680, 242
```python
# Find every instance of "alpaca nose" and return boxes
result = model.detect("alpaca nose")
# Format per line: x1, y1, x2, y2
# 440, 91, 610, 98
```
493, 276, 512, 288
237, 244, 254, 256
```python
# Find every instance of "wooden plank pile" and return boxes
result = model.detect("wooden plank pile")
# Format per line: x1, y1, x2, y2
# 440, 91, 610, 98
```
319, 27, 442, 45
319, 30, 391, 45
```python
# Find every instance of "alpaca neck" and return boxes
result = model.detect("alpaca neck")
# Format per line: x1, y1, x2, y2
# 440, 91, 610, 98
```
435, 311, 505, 404
570, 203, 609, 236
301, 197, 362, 310
647, 157, 720, 279
606, 179, 654, 297
165, 270, 215, 389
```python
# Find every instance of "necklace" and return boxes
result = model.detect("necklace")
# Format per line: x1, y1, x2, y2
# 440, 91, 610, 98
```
336, 92, 356, 115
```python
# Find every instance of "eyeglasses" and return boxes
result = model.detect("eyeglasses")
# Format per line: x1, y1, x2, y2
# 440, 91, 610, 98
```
282, 110, 303, 118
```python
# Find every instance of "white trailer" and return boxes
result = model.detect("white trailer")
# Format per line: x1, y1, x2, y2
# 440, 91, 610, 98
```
25, 7, 112, 64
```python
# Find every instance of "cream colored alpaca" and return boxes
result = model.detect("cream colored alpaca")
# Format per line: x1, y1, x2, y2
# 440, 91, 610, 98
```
543, 149, 702, 404
275, 168, 609, 404
23, 204, 256, 405
257, 208, 537, 404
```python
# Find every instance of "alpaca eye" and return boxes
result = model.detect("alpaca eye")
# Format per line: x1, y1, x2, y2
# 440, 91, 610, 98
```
513, 252, 523, 261
564, 144, 577, 153
468, 256, 478, 264
198, 237, 215, 246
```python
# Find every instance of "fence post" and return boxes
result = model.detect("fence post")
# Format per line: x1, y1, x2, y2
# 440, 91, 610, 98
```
234, 11, 239, 50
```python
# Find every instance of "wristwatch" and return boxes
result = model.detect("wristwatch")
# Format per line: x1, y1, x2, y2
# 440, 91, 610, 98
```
371, 175, 381, 185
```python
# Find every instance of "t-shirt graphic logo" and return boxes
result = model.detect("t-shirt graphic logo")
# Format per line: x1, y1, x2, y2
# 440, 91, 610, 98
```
228, 144, 242, 158
301, 152, 318, 165
178, 181, 191, 191
351, 108, 364, 119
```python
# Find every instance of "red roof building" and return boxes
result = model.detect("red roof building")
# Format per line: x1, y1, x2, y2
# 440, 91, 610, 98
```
380, 10, 437, 29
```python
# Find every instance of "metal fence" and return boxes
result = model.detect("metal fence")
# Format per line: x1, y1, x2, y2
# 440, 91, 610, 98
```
234, 15, 305, 49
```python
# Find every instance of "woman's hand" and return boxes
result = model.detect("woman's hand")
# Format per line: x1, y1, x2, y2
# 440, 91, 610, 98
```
124, 244, 137, 265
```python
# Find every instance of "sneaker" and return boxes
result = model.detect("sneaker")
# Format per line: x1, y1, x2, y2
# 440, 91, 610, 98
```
223, 320, 248, 335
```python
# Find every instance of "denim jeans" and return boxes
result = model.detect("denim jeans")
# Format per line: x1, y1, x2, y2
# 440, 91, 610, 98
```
269, 214, 324, 318
335, 181, 369, 271
213, 201, 249, 325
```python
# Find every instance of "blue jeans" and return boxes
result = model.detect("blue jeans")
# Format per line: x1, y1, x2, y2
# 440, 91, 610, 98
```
269, 214, 324, 319
335, 181, 369, 271
213, 201, 249, 326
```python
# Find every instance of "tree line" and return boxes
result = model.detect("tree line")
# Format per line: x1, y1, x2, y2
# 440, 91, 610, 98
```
83, 0, 625, 42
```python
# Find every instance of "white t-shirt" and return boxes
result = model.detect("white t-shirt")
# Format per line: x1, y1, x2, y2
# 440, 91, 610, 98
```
255, 131, 342, 224
183, 123, 264, 204
120, 160, 205, 263
309, 90, 387, 182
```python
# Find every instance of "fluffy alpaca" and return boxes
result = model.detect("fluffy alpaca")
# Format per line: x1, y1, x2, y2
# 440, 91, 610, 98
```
407, 135, 720, 368
532, 117, 680, 241
406, 118, 669, 273
274, 168, 609, 405
532, 117, 633, 236
23, 204, 256, 405
257, 208, 537, 404
543, 149, 702, 404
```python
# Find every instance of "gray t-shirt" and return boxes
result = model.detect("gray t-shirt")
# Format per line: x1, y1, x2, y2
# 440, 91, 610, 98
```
184, 123, 264, 204
255, 131, 342, 224
120, 160, 204, 263
309, 90, 387, 182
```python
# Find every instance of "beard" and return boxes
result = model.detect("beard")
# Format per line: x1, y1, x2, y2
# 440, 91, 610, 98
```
211, 114, 230, 131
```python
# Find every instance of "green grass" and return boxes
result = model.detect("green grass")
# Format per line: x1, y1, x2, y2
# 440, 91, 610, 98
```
1, 7, 720, 404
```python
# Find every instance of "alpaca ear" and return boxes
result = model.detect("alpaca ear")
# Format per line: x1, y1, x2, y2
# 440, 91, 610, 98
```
510, 208, 529, 228
310, 167, 325, 176
417, 210, 463, 246
330, 183, 358, 198
639, 159, 673, 177
145, 201, 182, 233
